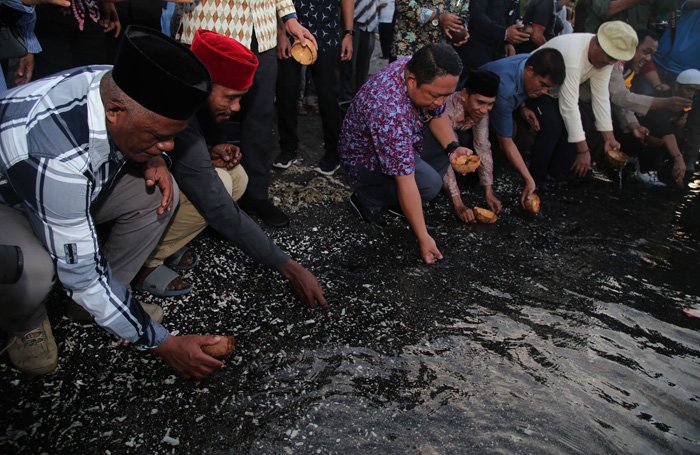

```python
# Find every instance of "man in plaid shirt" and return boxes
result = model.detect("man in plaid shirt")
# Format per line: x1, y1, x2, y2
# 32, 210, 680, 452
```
0, 26, 224, 379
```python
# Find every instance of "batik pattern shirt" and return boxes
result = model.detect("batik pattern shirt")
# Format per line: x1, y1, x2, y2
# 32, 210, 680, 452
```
0, 66, 168, 349
180, 0, 296, 51
443, 92, 493, 186
392, 0, 462, 58
339, 57, 446, 179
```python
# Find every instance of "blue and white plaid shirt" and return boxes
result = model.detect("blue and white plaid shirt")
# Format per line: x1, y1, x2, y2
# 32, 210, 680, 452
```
0, 66, 168, 349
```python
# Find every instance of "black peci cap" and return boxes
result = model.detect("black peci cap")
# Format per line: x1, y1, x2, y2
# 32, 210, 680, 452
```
112, 25, 212, 120
464, 70, 500, 98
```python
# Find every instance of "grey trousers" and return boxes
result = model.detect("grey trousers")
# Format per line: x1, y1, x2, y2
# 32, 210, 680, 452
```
0, 164, 178, 336
354, 155, 444, 209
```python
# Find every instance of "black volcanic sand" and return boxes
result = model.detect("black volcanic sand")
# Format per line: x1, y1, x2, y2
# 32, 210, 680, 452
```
2, 110, 700, 454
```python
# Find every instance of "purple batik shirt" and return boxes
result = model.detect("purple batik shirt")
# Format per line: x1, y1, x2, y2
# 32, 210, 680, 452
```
338, 56, 446, 179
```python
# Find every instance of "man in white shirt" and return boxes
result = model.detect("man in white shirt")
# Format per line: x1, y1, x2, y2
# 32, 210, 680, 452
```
523, 21, 637, 188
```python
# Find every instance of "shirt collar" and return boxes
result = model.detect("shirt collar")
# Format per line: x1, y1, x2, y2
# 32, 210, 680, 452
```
87, 71, 124, 166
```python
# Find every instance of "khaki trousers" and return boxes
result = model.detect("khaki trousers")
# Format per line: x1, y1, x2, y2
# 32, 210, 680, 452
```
143, 166, 248, 267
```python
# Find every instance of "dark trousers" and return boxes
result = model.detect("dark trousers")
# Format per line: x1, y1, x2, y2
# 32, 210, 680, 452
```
340, 26, 375, 100
354, 155, 444, 209
378, 22, 393, 59
240, 36, 278, 200
33, 4, 110, 80
276, 49, 341, 160
422, 127, 473, 175
527, 95, 593, 186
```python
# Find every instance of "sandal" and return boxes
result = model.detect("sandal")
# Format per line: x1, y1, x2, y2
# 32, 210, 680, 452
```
131, 264, 192, 297
164, 247, 199, 271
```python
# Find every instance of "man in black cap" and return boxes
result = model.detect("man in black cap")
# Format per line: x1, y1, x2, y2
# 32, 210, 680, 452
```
0, 26, 224, 379
421, 70, 501, 222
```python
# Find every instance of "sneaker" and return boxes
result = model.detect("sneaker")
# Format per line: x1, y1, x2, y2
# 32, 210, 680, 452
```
349, 192, 387, 228
2, 316, 58, 375
386, 205, 437, 230
634, 169, 666, 187
313, 156, 341, 176
272, 151, 298, 169
66, 300, 164, 324
239, 197, 290, 227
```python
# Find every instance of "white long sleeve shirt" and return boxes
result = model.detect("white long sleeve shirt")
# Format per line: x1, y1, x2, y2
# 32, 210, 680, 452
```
539, 33, 614, 143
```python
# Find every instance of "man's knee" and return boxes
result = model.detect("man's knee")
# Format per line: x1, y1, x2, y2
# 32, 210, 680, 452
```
216, 166, 248, 201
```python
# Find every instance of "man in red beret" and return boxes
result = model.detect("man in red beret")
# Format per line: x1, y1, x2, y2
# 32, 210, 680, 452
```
132, 30, 328, 311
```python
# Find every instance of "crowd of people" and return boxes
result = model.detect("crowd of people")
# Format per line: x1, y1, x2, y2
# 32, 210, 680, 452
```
0, 0, 698, 380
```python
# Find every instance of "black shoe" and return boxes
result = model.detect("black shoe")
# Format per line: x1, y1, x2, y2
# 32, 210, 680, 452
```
313, 155, 341, 176
350, 193, 387, 228
239, 197, 290, 227
386, 205, 437, 229
273, 150, 297, 169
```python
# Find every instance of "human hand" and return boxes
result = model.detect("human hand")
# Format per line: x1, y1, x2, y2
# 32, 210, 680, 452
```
277, 33, 292, 59
448, 146, 473, 164
151, 335, 225, 379
99, 2, 121, 37
341, 34, 353, 61
454, 203, 476, 223
14, 53, 34, 86
485, 190, 502, 214
439, 13, 464, 32
672, 155, 686, 187
631, 124, 650, 141
665, 96, 692, 112
505, 43, 516, 57
418, 234, 443, 265
520, 106, 540, 131
571, 150, 591, 178
284, 18, 317, 49
520, 178, 536, 208
209, 144, 241, 169
506, 24, 530, 44
280, 259, 329, 310
143, 155, 174, 214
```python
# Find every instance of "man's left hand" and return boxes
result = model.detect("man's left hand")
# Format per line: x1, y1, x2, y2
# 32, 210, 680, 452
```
143, 155, 174, 215
280, 259, 329, 310
14, 53, 34, 86
448, 146, 473, 164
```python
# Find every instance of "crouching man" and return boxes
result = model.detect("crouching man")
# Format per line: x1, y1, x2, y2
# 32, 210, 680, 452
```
132, 30, 328, 310
339, 43, 470, 264
0, 26, 223, 379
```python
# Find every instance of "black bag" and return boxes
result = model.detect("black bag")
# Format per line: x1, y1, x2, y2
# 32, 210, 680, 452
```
0, 5, 28, 60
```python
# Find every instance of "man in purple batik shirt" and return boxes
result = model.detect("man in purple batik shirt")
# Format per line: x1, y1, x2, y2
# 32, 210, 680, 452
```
339, 43, 470, 265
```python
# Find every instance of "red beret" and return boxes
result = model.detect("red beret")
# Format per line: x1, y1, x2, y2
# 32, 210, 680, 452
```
190, 29, 258, 91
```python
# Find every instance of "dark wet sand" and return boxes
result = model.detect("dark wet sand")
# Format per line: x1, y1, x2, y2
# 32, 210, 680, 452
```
2, 58, 700, 454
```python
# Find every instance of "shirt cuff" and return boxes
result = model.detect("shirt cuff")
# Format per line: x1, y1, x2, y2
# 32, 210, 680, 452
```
282, 12, 297, 22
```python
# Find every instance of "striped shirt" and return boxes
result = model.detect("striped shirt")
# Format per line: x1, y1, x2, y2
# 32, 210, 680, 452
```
0, 66, 168, 349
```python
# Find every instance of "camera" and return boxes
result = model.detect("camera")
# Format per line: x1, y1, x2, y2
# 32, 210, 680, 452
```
0, 245, 23, 284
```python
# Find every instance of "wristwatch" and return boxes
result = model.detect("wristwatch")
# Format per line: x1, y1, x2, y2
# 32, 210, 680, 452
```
432, 14, 440, 27
344, 29, 355, 36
